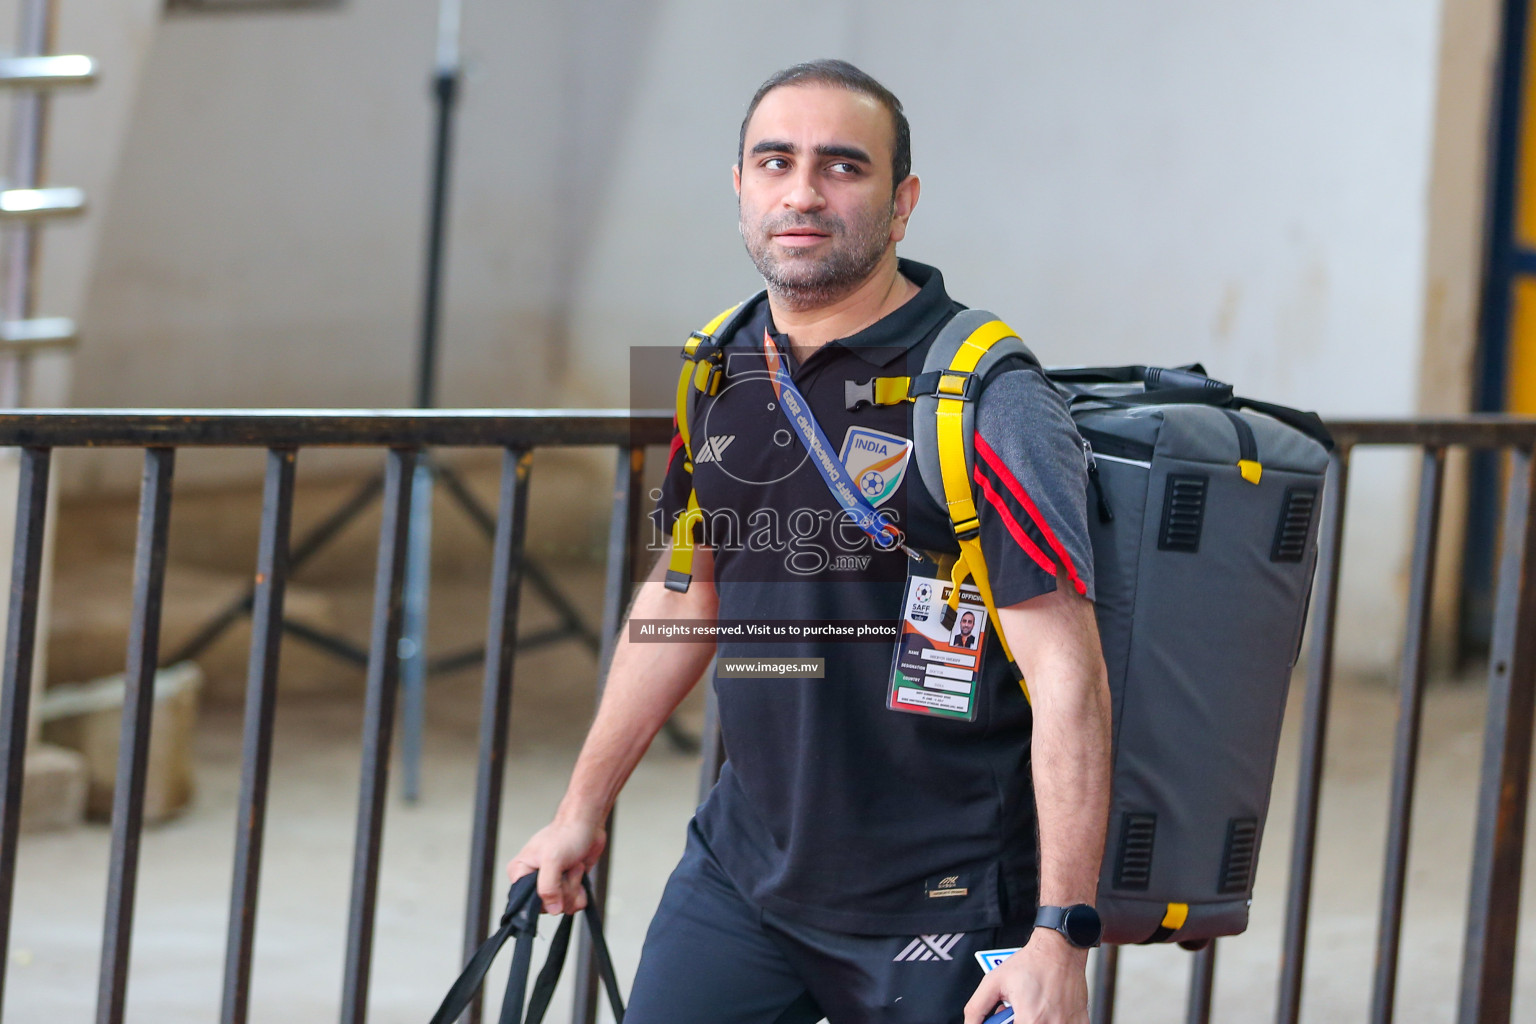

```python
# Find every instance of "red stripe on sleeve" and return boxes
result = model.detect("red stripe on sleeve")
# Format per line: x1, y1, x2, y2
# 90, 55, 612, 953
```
973, 466, 1059, 579
666, 427, 685, 472
975, 433, 1089, 596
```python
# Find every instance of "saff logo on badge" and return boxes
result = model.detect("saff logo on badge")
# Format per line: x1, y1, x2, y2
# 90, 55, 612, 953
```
838, 427, 912, 508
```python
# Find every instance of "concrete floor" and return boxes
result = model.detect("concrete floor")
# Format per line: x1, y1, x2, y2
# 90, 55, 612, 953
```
12, 465, 1536, 1023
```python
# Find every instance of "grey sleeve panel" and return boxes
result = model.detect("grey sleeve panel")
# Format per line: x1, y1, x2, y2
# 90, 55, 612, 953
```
973, 368, 1096, 607
912, 309, 1041, 515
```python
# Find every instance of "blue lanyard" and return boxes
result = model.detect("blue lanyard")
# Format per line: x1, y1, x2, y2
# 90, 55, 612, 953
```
761, 330, 916, 557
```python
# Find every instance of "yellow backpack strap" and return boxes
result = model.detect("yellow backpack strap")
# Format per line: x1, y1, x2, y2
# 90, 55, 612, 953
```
665, 295, 763, 593
674, 303, 741, 471
666, 489, 705, 591
910, 310, 1042, 698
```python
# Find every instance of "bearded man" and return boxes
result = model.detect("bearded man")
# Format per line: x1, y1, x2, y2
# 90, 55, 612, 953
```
509, 59, 1111, 1024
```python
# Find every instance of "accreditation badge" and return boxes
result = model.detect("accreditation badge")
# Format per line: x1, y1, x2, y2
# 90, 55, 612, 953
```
887, 569, 988, 721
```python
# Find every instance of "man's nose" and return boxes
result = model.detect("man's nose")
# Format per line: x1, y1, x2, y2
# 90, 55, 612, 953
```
784, 172, 825, 213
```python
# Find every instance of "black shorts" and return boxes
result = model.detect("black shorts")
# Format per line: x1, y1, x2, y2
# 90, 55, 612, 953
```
626, 821, 1033, 1024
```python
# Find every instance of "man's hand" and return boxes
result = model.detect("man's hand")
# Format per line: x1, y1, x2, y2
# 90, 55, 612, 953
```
963, 932, 1089, 1024
505, 813, 607, 915
503, 545, 718, 916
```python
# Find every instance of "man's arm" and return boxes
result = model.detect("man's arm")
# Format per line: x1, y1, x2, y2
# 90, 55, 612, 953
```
965, 583, 1111, 1024
505, 543, 719, 915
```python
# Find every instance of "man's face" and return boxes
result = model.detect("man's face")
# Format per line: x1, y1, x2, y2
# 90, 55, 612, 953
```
734, 83, 918, 308
959, 612, 975, 635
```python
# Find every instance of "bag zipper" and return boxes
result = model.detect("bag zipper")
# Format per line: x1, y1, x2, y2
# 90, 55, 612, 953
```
1082, 439, 1114, 523
1220, 409, 1264, 484
1220, 409, 1258, 462
1078, 425, 1155, 464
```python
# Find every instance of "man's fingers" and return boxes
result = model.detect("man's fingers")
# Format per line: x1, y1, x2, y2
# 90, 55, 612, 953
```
536, 861, 566, 914
505, 857, 534, 883
964, 974, 1002, 1024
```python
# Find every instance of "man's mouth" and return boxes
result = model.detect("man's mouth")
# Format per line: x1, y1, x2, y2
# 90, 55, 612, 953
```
773, 229, 830, 248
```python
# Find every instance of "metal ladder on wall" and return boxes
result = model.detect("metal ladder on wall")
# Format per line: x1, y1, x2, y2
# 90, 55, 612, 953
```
0, 0, 95, 405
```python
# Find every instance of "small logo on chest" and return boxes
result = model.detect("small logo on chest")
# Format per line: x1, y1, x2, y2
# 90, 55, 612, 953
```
838, 427, 912, 508
694, 434, 736, 463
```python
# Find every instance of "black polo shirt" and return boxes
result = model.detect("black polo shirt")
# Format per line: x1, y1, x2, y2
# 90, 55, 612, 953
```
655, 260, 1095, 935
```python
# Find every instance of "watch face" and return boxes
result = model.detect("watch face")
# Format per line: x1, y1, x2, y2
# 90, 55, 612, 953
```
1062, 905, 1102, 947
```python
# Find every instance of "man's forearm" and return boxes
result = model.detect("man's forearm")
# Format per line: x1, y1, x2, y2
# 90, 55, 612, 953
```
1029, 655, 1111, 906
556, 548, 719, 826
998, 591, 1112, 908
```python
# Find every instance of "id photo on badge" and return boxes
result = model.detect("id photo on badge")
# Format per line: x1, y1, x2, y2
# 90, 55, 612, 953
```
950, 609, 980, 649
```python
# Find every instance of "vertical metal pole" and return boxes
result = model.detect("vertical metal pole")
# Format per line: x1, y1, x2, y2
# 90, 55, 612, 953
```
1275, 448, 1350, 1024
1186, 942, 1217, 1024
416, 0, 461, 411
0, 446, 49, 1021
571, 446, 644, 1024
220, 448, 297, 1024
1457, 447, 1536, 1024
0, 0, 57, 409
461, 448, 532, 1024
1369, 447, 1444, 1024
1089, 944, 1118, 1024
340, 449, 416, 1024
95, 447, 175, 1024
399, 459, 433, 803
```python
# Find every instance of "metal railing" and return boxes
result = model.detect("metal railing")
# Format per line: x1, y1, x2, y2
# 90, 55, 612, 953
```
0, 411, 667, 1024
0, 411, 1529, 1024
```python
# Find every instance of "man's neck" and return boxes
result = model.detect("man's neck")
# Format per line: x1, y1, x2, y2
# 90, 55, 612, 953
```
768, 255, 920, 364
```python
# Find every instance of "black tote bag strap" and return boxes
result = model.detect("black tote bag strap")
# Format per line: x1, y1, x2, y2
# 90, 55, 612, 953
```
497, 920, 540, 1024
429, 875, 541, 1024
430, 874, 627, 1024
522, 877, 625, 1023
578, 876, 627, 1021
517, 914, 572, 1024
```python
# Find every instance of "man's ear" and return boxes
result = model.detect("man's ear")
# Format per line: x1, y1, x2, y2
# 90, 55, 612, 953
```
889, 174, 921, 243
732, 164, 741, 197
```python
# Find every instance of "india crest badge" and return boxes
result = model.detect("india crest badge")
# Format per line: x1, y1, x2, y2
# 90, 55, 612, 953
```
838, 426, 913, 508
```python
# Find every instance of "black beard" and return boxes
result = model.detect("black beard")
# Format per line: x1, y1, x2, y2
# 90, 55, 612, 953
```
741, 206, 893, 310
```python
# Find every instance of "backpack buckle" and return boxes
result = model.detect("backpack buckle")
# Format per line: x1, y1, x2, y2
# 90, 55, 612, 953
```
936, 370, 981, 401
846, 378, 877, 411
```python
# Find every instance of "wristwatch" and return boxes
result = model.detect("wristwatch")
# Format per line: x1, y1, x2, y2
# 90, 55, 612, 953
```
1033, 904, 1102, 948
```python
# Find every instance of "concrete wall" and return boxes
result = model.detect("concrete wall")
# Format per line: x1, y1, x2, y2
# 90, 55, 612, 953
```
564, 0, 1448, 675
77, 0, 1478, 673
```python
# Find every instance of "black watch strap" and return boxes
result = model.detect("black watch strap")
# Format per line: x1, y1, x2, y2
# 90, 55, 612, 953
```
1033, 903, 1102, 948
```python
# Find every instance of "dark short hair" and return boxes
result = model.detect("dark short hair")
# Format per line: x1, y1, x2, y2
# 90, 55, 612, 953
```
737, 59, 911, 192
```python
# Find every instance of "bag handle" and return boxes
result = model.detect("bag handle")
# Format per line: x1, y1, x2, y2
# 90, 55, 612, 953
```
1069, 386, 1335, 452
429, 874, 626, 1024
1048, 364, 1215, 390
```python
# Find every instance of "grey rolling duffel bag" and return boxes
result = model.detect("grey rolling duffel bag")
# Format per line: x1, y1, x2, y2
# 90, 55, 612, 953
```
910, 311, 1333, 946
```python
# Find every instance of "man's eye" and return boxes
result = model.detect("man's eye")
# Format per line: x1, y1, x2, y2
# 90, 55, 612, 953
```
762, 157, 789, 170
829, 162, 860, 175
